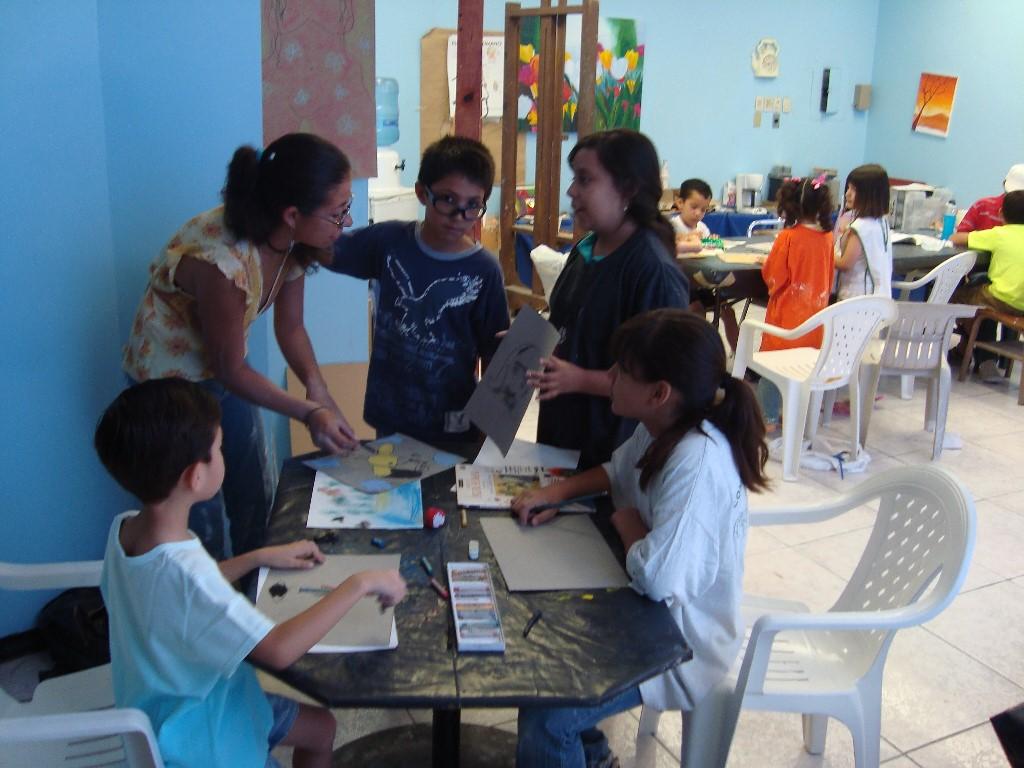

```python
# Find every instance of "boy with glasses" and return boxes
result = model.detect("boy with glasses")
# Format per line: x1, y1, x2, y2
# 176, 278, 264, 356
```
327, 136, 509, 444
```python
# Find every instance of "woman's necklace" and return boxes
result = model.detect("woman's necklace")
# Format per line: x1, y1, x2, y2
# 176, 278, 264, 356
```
258, 241, 291, 314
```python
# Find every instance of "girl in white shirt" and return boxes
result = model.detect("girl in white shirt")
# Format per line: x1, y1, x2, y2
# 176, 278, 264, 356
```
512, 308, 769, 768
835, 164, 893, 300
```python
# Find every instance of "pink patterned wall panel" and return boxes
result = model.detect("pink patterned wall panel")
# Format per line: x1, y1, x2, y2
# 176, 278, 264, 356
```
262, 0, 377, 178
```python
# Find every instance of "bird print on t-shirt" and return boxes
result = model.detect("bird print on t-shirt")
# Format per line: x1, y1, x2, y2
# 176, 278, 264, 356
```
386, 255, 482, 343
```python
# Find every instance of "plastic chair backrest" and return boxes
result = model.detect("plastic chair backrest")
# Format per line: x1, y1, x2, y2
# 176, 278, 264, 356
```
879, 302, 976, 372
812, 296, 896, 384
925, 251, 978, 304
747, 217, 782, 237
830, 465, 974, 667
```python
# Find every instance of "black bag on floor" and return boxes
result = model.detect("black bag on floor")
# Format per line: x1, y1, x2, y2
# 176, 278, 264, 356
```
35, 587, 110, 677
992, 703, 1024, 768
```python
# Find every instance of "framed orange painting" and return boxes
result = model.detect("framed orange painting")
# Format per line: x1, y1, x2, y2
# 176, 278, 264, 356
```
912, 72, 958, 138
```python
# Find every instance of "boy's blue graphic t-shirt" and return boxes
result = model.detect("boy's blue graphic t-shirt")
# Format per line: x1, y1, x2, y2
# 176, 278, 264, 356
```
329, 221, 509, 443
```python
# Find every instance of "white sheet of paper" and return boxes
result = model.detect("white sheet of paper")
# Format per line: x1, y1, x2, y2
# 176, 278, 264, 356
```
306, 471, 423, 529
481, 515, 628, 592
472, 438, 580, 469
255, 554, 400, 652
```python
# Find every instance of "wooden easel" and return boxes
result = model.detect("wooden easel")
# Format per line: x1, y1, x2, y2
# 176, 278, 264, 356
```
499, 0, 599, 311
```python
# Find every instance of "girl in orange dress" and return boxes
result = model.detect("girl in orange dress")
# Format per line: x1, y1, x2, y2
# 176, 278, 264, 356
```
757, 177, 836, 429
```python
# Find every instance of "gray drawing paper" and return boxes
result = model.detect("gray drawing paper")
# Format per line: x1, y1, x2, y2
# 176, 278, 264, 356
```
256, 554, 400, 651
465, 306, 559, 455
480, 515, 628, 591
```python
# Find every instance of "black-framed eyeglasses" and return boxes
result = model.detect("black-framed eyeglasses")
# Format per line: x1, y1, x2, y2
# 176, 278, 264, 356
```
425, 187, 486, 220
312, 197, 354, 229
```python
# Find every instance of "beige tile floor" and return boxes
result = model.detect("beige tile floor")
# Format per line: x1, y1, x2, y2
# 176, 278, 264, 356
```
262, 335, 1024, 766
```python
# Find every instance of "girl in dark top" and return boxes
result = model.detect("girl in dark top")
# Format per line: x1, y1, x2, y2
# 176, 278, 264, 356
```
529, 129, 689, 468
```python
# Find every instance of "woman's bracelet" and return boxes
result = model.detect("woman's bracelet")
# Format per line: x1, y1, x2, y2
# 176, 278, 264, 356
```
303, 405, 330, 426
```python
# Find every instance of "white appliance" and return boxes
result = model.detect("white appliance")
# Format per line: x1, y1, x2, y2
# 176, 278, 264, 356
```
735, 173, 765, 212
368, 148, 420, 224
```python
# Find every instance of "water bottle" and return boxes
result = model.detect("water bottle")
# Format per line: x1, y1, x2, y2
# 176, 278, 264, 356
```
375, 77, 399, 146
941, 201, 956, 240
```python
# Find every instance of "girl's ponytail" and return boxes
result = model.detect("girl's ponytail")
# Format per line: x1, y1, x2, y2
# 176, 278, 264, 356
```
707, 373, 769, 493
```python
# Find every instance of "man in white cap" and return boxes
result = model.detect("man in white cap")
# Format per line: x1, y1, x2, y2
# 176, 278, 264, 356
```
952, 163, 1024, 240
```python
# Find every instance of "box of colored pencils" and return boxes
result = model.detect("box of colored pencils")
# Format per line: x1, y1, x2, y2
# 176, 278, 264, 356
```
447, 562, 506, 653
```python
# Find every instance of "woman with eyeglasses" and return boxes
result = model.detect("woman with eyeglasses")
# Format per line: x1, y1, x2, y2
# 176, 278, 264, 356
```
326, 135, 509, 446
121, 132, 358, 561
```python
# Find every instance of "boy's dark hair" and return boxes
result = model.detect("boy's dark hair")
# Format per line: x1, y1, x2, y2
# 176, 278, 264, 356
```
94, 379, 221, 504
611, 309, 768, 493
1002, 190, 1024, 224
776, 177, 834, 230
845, 163, 890, 218
222, 133, 351, 268
569, 129, 675, 255
417, 135, 495, 197
677, 178, 712, 202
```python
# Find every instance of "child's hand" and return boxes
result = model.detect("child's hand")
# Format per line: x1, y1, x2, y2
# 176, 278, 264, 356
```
511, 487, 560, 527
675, 234, 702, 255
262, 540, 326, 570
527, 355, 582, 400
359, 569, 407, 608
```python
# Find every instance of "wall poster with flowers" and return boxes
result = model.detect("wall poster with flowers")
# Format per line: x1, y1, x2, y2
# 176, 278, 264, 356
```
517, 16, 644, 133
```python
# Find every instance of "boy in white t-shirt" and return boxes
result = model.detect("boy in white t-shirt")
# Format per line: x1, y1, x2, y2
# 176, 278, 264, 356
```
95, 378, 407, 768
671, 178, 713, 254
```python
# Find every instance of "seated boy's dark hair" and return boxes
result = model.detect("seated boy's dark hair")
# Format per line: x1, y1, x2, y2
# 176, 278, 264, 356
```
1002, 190, 1024, 225
94, 379, 221, 504
677, 178, 712, 201
418, 135, 495, 196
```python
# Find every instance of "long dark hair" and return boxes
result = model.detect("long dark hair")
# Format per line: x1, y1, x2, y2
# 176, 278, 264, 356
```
611, 309, 769, 492
845, 163, 889, 218
222, 133, 350, 267
777, 177, 834, 230
568, 129, 675, 255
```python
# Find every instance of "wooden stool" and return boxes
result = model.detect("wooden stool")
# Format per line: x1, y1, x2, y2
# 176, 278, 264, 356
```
958, 307, 1024, 404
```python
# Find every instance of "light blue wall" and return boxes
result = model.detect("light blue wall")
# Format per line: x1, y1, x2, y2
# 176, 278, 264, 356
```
0, 3, 126, 634
867, 0, 1024, 206
0, 1, 369, 637
378, 0, 879, 205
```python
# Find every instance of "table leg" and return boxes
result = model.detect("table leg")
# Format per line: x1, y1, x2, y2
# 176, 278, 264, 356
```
433, 707, 461, 767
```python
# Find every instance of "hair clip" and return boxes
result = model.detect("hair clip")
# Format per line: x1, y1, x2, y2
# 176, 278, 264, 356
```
811, 173, 828, 190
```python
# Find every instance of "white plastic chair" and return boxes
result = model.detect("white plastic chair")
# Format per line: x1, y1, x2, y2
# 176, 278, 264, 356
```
636, 464, 976, 768
732, 295, 897, 481
857, 302, 978, 460
890, 251, 977, 399
746, 217, 783, 237
0, 561, 164, 768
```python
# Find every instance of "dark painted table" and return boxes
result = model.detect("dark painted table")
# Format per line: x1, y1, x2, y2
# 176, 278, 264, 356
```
261, 453, 691, 767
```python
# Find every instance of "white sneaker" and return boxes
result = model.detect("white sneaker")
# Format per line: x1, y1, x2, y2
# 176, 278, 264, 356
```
978, 359, 1006, 384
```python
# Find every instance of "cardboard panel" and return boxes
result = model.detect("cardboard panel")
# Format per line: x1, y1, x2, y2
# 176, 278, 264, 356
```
420, 28, 526, 183
286, 362, 375, 455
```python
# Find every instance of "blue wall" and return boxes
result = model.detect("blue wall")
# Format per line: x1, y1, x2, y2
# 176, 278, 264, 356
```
0, 3, 126, 634
378, 0, 879, 204
867, 0, 1024, 206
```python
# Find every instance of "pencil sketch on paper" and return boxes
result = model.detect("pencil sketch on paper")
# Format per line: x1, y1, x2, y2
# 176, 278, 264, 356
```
303, 433, 464, 493
464, 306, 560, 455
